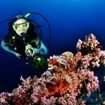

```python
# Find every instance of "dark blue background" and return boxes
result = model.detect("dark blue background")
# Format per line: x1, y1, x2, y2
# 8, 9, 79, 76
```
0, 0, 105, 104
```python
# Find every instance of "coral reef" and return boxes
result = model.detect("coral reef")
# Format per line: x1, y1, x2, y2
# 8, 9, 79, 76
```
0, 33, 105, 105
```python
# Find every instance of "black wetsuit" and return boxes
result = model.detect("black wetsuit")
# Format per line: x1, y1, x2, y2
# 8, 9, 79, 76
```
4, 23, 39, 55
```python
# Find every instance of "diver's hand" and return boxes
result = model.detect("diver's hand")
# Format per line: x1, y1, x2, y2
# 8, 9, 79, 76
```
33, 48, 39, 55
15, 53, 21, 59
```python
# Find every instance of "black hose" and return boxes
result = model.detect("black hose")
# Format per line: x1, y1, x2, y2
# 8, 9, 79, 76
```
30, 12, 52, 48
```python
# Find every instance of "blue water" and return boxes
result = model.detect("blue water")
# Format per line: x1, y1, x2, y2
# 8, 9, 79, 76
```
0, 0, 105, 104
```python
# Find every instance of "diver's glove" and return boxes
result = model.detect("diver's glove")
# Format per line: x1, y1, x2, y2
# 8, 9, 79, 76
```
1, 40, 21, 58
15, 52, 21, 58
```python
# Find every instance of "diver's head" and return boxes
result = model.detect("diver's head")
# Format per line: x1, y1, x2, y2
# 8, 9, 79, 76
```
12, 18, 29, 36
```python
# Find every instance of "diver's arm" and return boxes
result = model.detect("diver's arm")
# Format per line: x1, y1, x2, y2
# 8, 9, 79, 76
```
1, 40, 20, 57
39, 41, 48, 55
33, 41, 48, 55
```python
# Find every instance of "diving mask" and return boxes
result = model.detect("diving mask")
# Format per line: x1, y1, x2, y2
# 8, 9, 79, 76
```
13, 22, 29, 32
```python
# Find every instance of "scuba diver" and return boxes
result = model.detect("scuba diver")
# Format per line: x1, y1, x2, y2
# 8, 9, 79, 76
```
0, 12, 50, 69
